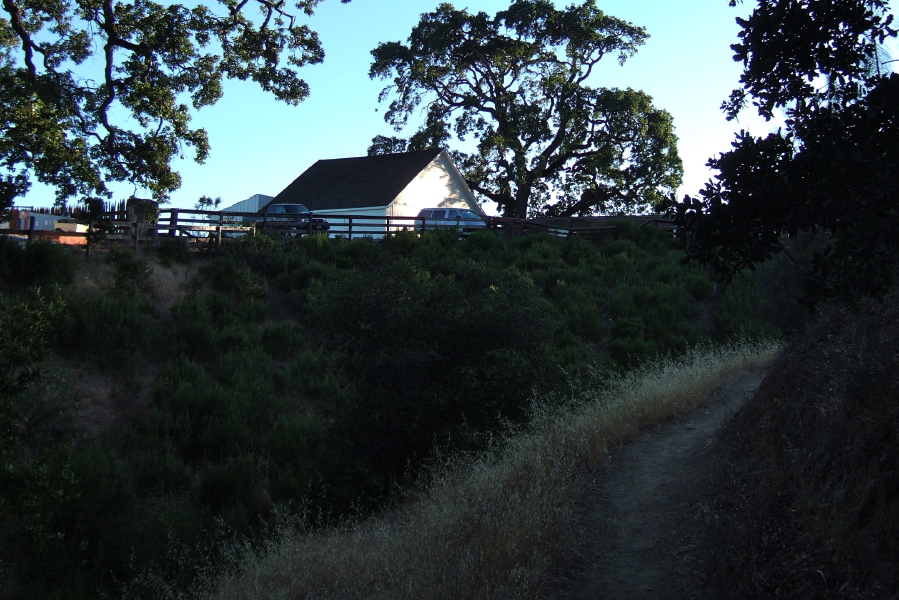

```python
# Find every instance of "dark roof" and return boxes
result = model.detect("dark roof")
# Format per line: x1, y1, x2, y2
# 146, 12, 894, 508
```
271, 149, 444, 211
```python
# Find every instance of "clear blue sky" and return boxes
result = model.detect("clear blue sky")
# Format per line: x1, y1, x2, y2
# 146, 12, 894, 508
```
23, 0, 796, 213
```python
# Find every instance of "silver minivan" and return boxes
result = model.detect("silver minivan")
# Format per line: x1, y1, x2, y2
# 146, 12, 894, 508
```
415, 208, 487, 234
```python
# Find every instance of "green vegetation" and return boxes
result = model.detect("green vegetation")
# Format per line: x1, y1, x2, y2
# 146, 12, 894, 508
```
185, 340, 782, 599
0, 228, 789, 599
667, 1, 899, 596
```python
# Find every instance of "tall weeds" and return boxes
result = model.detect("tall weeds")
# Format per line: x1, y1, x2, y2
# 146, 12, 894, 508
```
197, 340, 780, 600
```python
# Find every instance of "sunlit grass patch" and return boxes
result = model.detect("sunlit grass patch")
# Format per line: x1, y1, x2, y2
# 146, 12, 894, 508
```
194, 339, 781, 600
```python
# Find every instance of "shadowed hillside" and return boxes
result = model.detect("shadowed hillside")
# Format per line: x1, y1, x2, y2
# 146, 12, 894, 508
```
0, 227, 786, 600
707, 291, 899, 599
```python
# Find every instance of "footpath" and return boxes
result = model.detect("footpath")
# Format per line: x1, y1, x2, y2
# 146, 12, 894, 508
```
550, 373, 764, 600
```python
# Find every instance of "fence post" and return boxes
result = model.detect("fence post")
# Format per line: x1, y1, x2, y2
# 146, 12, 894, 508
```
27, 215, 35, 242
216, 213, 223, 249
347, 217, 353, 240
128, 205, 138, 251
169, 209, 179, 237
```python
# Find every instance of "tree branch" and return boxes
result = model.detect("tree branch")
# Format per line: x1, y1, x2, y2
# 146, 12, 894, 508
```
467, 179, 511, 206
3, 0, 40, 79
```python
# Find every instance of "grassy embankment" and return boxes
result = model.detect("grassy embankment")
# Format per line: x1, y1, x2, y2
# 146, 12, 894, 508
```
192, 340, 779, 600
0, 226, 791, 599
705, 292, 899, 599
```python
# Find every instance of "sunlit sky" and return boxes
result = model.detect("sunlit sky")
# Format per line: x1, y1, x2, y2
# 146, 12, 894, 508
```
19, 0, 858, 213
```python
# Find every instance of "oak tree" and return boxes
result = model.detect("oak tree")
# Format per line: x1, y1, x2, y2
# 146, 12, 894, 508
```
369, 0, 682, 219
0, 0, 348, 219
672, 0, 898, 301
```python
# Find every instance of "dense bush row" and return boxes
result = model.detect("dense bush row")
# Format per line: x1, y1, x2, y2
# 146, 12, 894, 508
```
0, 227, 791, 599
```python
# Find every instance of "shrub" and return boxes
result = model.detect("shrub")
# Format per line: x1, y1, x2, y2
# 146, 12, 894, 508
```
459, 229, 511, 263
197, 341, 782, 600
712, 272, 778, 341
152, 355, 256, 462
260, 320, 304, 356
196, 455, 261, 528
0, 238, 79, 291
267, 415, 329, 501
170, 292, 268, 363
304, 257, 560, 501
0, 291, 77, 569
105, 246, 153, 297
56, 293, 159, 369
200, 254, 268, 299
513, 236, 564, 271
1, 227, 791, 599
382, 228, 424, 254
25, 439, 141, 598
156, 236, 192, 266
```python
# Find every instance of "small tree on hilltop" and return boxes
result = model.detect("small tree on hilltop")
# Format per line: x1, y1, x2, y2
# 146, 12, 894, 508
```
369, 0, 682, 218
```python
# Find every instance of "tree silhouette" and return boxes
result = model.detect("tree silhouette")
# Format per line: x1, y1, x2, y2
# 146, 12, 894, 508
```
370, 0, 681, 218
671, 0, 898, 301
0, 0, 350, 216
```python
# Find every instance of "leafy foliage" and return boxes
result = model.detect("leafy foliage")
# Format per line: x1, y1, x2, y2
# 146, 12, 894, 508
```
0, 0, 349, 213
723, 0, 895, 121
305, 257, 558, 495
0, 289, 77, 581
369, 0, 682, 218
0, 237, 79, 290
671, 0, 899, 302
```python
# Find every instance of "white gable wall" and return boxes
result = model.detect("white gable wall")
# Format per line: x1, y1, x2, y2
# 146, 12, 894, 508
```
314, 205, 389, 238
390, 151, 483, 218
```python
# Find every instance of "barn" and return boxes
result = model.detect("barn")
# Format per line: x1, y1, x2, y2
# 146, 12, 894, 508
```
267, 148, 485, 223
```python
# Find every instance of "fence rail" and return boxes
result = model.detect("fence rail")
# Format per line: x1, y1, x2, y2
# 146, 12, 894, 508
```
4, 207, 674, 249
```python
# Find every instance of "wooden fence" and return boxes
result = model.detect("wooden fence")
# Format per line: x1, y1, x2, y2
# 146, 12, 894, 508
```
4, 207, 675, 249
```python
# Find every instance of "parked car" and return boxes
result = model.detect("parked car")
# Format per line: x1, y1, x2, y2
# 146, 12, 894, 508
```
415, 207, 487, 235
247, 203, 329, 236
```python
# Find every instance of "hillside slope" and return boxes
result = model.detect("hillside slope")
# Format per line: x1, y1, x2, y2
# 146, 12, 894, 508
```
706, 292, 899, 598
1, 230, 784, 599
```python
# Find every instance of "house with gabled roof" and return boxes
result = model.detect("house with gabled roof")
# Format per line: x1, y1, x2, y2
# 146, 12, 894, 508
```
267, 148, 485, 220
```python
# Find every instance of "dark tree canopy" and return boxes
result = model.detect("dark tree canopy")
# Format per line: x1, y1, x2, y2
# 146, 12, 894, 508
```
369, 0, 682, 219
672, 0, 899, 301
723, 0, 895, 120
0, 0, 348, 217
367, 134, 409, 156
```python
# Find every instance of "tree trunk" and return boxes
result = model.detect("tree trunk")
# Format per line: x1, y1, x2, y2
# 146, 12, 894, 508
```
508, 185, 532, 219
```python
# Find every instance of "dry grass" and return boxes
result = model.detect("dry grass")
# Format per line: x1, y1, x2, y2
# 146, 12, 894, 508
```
705, 294, 899, 599
193, 340, 780, 600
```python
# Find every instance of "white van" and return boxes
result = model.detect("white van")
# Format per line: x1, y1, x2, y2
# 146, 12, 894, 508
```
415, 208, 486, 234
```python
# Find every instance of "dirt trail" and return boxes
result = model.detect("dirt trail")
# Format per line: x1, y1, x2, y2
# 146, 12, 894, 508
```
550, 373, 764, 600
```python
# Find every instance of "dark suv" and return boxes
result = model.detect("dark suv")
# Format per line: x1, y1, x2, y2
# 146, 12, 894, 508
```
250, 203, 330, 236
